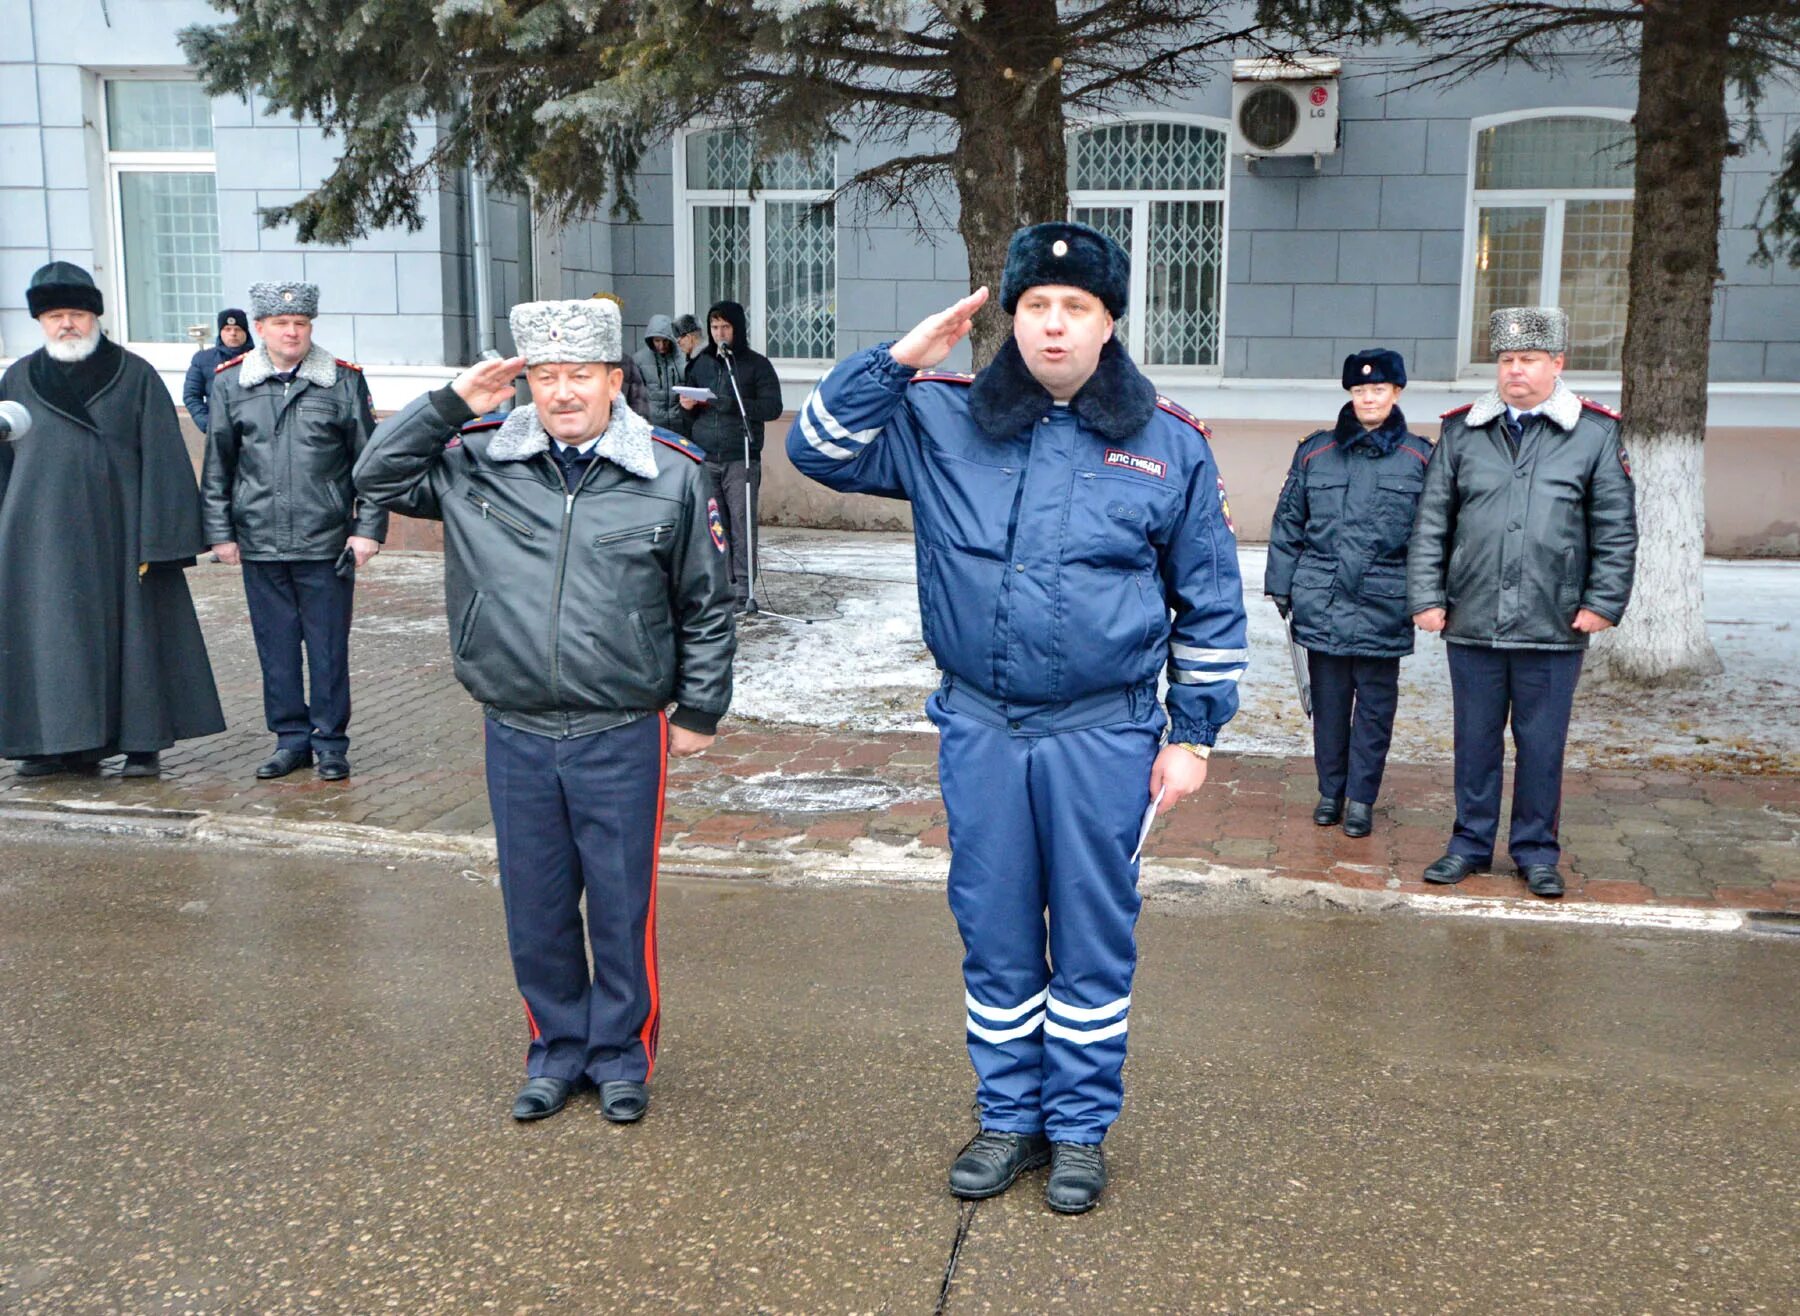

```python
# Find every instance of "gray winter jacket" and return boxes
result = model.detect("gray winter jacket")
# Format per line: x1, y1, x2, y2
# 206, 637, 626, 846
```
202, 344, 388, 559
352, 388, 734, 738
633, 314, 688, 435
1406, 380, 1636, 650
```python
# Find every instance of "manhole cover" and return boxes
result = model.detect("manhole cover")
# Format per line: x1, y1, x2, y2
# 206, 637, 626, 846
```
718, 774, 904, 815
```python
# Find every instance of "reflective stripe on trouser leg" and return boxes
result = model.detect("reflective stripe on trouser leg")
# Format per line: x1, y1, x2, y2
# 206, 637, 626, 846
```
929, 689, 1049, 1134
1033, 706, 1163, 1144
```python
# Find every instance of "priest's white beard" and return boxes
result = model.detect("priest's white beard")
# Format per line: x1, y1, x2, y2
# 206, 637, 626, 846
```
43, 324, 102, 362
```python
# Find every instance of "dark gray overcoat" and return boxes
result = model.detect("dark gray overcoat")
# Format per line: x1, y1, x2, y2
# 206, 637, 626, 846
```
0, 345, 226, 757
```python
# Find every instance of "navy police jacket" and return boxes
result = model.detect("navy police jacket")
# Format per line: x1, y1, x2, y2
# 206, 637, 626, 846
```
786, 339, 1247, 747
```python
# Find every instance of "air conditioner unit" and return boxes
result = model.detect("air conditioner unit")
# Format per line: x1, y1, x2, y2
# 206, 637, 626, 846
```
1231, 56, 1341, 161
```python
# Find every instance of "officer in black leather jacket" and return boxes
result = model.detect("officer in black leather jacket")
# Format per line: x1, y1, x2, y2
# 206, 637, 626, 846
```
1407, 306, 1637, 898
354, 296, 733, 1126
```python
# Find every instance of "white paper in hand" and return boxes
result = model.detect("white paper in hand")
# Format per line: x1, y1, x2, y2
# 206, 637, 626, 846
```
1129, 786, 1167, 865
672, 386, 715, 402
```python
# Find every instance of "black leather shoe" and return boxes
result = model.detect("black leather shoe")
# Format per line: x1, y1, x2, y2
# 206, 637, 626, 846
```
256, 747, 313, 780
1045, 1142, 1108, 1215
14, 755, 69, 778
599, 1080, 649, 1123
1423, 853, 1486, 885
949, 1130, 1051, 1200
1313, 796, 1344, 826
316, 752, 351, 782
121, 752, 161, 779
1342, 801, 1373, 838
1522, 864, 1565, 898
511, 1076, 574, 1121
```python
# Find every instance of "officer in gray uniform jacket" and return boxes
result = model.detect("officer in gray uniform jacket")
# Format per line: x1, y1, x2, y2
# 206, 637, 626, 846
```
1407, 306, 1636, 898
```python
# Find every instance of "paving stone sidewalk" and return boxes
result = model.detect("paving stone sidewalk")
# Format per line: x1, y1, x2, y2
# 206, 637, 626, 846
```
4, 553, 1796, 915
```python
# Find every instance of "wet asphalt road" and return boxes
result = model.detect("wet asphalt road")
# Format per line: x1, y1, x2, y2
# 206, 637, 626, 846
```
0, 829, 1795, 1315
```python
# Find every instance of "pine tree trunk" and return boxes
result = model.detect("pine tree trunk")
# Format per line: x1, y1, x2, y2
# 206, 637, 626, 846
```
1593, 2, 1728, 684
947, 0, 1069, 368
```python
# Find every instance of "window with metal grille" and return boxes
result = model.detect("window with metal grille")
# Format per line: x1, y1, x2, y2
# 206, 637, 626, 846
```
1067, 119, 1228, 370
1465, 113, 1634, 372
677, 129, 836, 361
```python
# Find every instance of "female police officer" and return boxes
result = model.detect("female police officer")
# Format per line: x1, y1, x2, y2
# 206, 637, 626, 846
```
1264, 349, 1431, 838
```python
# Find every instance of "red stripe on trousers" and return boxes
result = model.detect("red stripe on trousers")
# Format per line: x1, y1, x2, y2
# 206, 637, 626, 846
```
638, 714, 668, 1077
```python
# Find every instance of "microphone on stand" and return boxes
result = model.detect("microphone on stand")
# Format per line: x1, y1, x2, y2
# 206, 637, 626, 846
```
0, 400, 32, 441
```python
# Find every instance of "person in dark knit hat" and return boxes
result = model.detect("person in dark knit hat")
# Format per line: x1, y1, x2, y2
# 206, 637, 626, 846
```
1264, 348, 1433, 839
182, 307, 253, 431
0, 261, 225, 779
787, 220, 1248, 1214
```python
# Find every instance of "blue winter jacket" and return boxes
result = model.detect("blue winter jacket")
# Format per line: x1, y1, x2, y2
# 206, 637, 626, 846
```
786, 339, 1247, 747
182, 334, 252, 431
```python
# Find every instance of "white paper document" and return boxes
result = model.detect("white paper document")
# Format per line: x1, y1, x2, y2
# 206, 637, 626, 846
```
1129, 786, 1167, 865
672, 386, 715, 401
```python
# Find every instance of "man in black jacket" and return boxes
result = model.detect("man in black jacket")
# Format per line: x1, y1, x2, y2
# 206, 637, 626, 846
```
1407, 307, 1637, 898
354, 297, 734, 1125
181, 308, 251, 432
679, 300, 783, 611
204, 282, 387, 782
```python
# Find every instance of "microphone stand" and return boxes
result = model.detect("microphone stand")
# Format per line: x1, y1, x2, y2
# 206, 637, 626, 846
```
717, 341, 813, 625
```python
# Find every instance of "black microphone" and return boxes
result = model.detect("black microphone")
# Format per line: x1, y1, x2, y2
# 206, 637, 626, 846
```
0, 400, 31, 441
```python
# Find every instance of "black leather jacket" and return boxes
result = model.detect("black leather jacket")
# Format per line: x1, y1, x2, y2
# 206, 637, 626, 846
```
1407, 382, 1636, 650
353, 389, 734, 737
202, 345, 387, 559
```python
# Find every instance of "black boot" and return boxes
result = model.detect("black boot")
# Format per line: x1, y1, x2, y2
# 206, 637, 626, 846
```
1045, 1142, 1107, 1214
949, 1130, 1051, 1200
599, 1080, 649, 1123
1312, 795, 1344, 826
1521, 864, 1565, 898
14, 755, 70, 778
511, 1076, 574, 1121
316, 751, 351, 782
1342, 800, 1373, 838
256, 747, 313, 780
121, 752, 161, 779
1423, 853, 1486, 885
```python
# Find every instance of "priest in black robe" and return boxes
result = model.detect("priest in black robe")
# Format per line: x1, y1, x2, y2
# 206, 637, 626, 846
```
0, 261, 226, 778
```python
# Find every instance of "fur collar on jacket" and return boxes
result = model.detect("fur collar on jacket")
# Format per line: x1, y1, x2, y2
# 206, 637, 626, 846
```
1465, 378, 1581, 431
1333, 402, 1410, 455
968, 336, 1158, 443
487, 398, 658, 479
237, 343, 339, 389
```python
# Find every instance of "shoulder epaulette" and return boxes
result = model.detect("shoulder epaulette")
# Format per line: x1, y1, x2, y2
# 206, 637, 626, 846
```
1298, 428, 1333, 446
651, 431, 704, 464
459, 418, 502, 434
1440, 402, 1474, 419
1398, 436, 1433, 464
1155, 395, 1212, 438
335, 358, 363, 373
1579, 396, 1622, 420
910, 370, 973, 386
214, 357, 241, 374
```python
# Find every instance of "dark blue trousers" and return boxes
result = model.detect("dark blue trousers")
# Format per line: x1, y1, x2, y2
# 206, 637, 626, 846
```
1307, 651, 1401, 805
1445, 644, 1584, 867
485, 714, 665, 1086
929, 681, 1164, 1145
242, 559, 354, 754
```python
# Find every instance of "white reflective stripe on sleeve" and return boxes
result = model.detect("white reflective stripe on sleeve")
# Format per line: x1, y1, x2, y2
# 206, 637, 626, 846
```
1046, 992, 1131, 1024
967, 1010, 1046, 1044
797, 398, 858, 461
1168, 666, 1245, 685
1044, 1016, 1130, 1045
1171, 645, 1250, 664
965, 987, 1049, 1023
809, 389, 880, 447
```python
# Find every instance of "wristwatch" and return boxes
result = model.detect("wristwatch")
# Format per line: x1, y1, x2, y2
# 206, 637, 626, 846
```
1176, 742, 1211, 760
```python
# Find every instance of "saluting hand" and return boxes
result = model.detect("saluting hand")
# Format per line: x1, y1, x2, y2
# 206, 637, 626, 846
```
451, 355, 526, 416
889, 287, 990, 371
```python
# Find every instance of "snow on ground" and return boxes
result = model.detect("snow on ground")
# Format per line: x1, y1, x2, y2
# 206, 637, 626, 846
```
738, 529, 1800, 772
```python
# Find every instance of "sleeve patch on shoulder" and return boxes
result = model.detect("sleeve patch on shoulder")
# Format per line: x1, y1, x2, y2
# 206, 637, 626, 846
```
1155, 396, 1212, 437
1617, 445, 1632, 477
707, 497, 728, 553
1217, 475, 1235, 533
652, 431, 705, 463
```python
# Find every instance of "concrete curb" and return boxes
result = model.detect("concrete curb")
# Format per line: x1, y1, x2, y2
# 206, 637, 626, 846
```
0, 799, 1759, 936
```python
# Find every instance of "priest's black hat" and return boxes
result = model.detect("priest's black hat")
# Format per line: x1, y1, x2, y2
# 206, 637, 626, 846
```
26, 261, 104, 318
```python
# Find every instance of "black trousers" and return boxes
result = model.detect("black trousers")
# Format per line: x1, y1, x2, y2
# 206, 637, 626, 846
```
1307, 651, 1401, 805
1445, 644, 1584, 867
485, 714, 665, 1086
705, 458, 761, 603
241, 559, 354, 754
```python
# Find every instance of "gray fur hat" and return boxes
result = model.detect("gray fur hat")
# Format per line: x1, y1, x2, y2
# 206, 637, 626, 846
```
509, 299, 623, 365
1489, 306, 1569, 355
249, 281, 320, 319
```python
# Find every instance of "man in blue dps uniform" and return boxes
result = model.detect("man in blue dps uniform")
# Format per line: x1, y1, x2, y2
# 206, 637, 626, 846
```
354, 298, 734, 1124
1408, 307, 1636, 899
1265, 349, 1432, 838
788, 222, 1247, 1214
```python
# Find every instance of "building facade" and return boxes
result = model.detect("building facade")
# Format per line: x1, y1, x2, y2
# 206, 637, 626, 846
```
4, 1, 1796, 550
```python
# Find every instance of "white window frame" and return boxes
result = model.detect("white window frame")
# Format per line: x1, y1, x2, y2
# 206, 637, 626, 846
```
1457, 107, 1634, 379
1066, 113, 1231, 378
672, 126, 837, 366
99, 74, 223, 371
